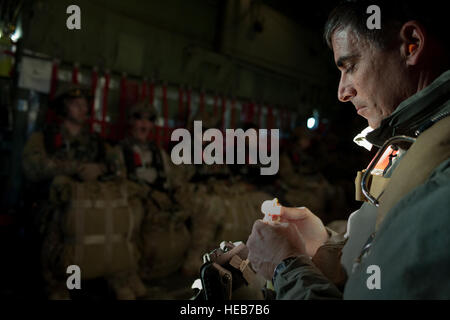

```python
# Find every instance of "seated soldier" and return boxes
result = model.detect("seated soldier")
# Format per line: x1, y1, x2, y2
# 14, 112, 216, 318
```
22, 84, 146, 300
116, 101, 192, 292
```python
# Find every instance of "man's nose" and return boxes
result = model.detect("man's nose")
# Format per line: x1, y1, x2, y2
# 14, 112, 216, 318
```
338, 76, 356, 102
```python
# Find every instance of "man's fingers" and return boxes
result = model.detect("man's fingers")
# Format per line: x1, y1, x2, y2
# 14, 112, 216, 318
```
280, 206, 310, 221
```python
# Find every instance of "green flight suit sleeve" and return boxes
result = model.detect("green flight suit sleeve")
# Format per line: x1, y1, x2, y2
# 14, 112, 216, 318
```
273, 255, 343, 300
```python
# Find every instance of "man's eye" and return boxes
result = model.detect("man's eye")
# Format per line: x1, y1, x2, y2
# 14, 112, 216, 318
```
346, 64, 355, 73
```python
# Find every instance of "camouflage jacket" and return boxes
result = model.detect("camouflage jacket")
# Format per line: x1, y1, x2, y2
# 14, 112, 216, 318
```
22, 124, 107, 184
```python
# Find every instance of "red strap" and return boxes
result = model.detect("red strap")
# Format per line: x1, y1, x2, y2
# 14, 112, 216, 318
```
49, 60, 59, 100
101, 73, 110, 138
46, 61, 60, 124
247, 102, 255, 124
140, 79, 148, 100
72, 64, 79, 85
221, 96, 226, 131
149, 81, 155, 105
162, 84, 169, 149
89, 68, 98, 133
118, 75, 127, 138
147, 81, 155, 142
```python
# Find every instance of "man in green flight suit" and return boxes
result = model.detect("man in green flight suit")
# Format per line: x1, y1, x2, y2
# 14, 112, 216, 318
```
246, 0, 450, 299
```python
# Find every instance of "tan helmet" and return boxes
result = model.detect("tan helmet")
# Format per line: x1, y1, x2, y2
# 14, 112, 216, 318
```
50, 83, 90, 115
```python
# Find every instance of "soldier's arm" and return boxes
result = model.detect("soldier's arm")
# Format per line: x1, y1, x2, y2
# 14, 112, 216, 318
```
22, 132, 79, 182
273, 255, 343, 300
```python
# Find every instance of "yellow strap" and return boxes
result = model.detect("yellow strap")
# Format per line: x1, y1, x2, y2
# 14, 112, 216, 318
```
229, 256, 256, 285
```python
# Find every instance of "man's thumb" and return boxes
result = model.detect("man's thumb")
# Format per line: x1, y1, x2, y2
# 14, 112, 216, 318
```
280, 206, 311, 221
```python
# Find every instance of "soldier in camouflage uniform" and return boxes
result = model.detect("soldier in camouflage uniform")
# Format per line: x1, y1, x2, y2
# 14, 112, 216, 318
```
116, 101, 193, 290
22, 85, 146, 299
178, 111, 272, 277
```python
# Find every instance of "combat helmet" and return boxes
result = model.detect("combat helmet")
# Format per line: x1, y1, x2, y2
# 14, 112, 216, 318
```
50, 83, 91, 116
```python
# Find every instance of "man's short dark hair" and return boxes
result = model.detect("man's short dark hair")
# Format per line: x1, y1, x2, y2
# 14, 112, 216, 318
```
324, 0, 447, 50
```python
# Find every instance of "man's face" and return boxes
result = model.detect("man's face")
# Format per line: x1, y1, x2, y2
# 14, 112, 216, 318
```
130, 111, 154, 143
331, 27, 414, 128
65, 97, 88, 125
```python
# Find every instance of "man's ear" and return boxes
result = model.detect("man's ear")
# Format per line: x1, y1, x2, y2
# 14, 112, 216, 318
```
399, 21, 426, 66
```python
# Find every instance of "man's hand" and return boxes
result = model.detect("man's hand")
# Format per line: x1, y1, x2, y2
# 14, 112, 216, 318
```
247, 220, 307, 280
78, 163, 106, 181
280, 206, 329, 257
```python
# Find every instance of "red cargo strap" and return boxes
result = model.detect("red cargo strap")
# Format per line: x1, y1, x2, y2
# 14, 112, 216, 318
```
247, 102, 255, 124
118, 74, 127, 138
141, 79, 148, 100
46, 60, 60, 124
49, 60, 59, 100
162, 83, 169, 148
101, 73, 110, 138
89, 68, 99, 133
72, 63, 79, 85
149, 81, 155, 105
148, 81, 155, 141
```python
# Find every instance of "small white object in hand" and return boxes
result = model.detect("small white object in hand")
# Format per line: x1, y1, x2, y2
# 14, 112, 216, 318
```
261, 198, 282, 223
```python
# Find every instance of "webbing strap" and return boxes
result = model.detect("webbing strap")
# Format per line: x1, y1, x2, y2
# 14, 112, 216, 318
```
354, 170, 390, 202
376, 116, 450, 230
229, 256, 256, 285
